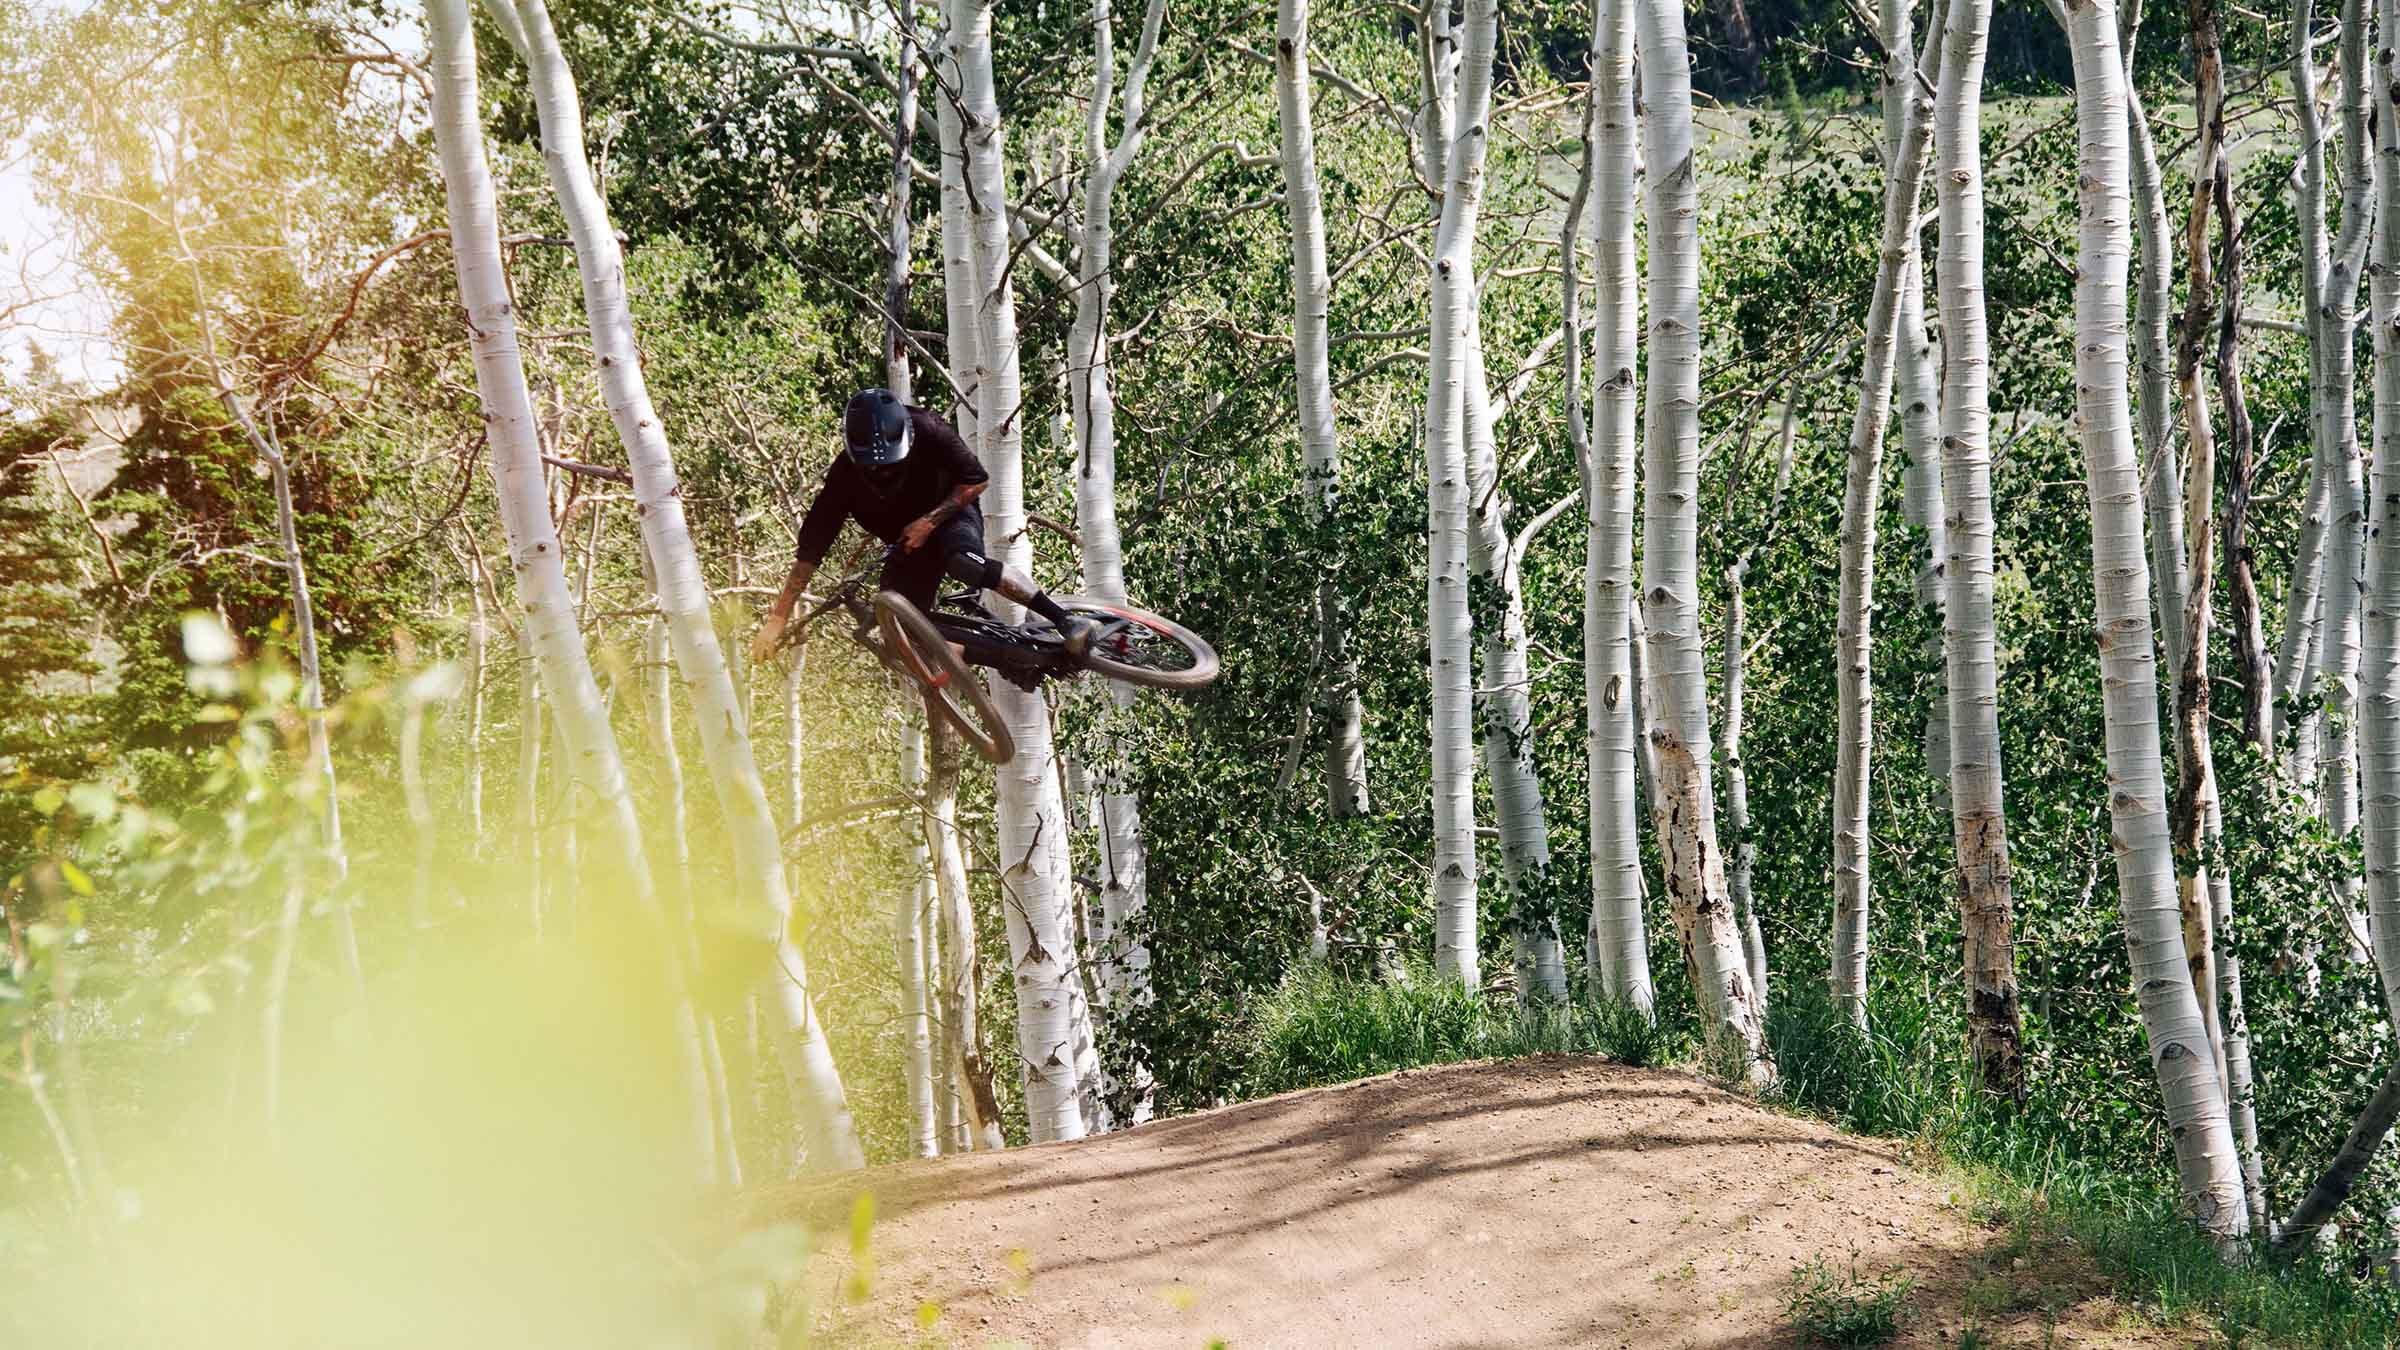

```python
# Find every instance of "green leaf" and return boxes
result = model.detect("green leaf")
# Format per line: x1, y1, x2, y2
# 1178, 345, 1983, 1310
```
29, 786, 63, 816
57, 861, 94, 897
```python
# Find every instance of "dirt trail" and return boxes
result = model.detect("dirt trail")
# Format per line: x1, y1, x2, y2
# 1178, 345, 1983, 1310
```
757, 1057, 2195, 1348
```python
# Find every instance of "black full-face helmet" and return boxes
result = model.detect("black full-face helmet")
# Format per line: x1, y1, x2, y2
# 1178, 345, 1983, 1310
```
844, 388, 913, 467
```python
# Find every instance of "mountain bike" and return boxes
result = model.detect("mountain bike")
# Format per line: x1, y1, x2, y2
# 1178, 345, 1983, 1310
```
791, 542, 1219, 764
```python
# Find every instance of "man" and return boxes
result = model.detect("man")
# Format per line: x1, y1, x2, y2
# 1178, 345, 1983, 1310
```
748, 388, 1094, 664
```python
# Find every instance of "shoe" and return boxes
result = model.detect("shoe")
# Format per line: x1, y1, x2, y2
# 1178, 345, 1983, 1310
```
1061, 617, 1099, 660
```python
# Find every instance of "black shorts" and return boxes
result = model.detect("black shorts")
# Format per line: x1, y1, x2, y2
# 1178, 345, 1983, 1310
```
878, 507, 991, 611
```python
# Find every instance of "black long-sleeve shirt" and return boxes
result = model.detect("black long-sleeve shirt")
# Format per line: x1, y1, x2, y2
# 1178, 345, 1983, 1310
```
793, 407, 988, 566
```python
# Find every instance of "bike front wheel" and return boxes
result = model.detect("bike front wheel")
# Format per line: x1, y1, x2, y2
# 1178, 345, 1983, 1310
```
875, 591, 1015, 764
1054, 597, 1221, 691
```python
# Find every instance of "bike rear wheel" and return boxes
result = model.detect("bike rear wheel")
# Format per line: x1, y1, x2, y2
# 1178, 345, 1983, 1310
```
1054, 596, 1221, 691
875, 591, 1015, 764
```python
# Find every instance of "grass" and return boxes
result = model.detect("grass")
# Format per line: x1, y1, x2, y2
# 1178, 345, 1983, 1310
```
1238, 959, 1686, 1096
1236, 963, 2400, 1348
1762, 988, 2400, 1347
1784, 1252, 1913, 1347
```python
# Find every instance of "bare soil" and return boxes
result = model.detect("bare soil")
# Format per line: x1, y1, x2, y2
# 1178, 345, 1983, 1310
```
752, 1057, 2201, 1348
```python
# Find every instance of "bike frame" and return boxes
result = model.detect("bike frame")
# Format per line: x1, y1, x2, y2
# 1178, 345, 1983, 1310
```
797, 548, 1078, 689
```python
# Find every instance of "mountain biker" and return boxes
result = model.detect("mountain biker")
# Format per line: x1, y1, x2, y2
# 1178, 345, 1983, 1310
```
748, 388, 1095, 664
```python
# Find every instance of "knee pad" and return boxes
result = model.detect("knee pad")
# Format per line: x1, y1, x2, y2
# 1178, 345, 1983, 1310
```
946, 550, 1004, 591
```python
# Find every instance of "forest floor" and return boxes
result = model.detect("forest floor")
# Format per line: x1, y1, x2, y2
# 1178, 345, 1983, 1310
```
751, 1056, 2204, 1348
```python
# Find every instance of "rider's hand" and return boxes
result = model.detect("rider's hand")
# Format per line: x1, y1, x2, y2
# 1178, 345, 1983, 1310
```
748, 614, 788, 666
899, 515, 937, 552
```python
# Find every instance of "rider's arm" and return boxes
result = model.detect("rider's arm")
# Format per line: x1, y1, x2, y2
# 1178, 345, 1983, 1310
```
754, 471, 847, 660
900, 412, 990, 548
923, 480, 987, 528
750, 557, 818, 664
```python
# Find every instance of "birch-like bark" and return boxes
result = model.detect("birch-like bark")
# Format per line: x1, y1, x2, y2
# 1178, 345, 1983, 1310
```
2170, 0, 2227, 1087
432, 0, 754, 1179
935, 54, 983, 450
1934, 0, 2023, 1099
2274, 0, 2367, 777
1416, 0, 1458, 189
2126, 80, 2183, 696
2211, 142, 2270, 1234
2275, 1062, 2400, 1254
2061, 0, 2249, 1238
1898, 0, 1948, 800
1423, 0, 1497, 989
2169, 0, 2266, 1231
1725, 400, 1798, 1005
1584, 0, 1653, 1016
2217, 175, 2273, 749
928, 723, 1007, 1150
2315, 0, 2375, 960
1277, 0, 1370, 817
1899, 267, 1948, 800
432, 0, 650, 913
1639, 0, 1770, 1080
931, 36, 1001, 1155
1463, 316, 1567, 1003
1830, 0, 1942, 1027
950, 0, 1090, 1140
884, 13, 921, 399
2361, 0, 2400, 1035
898, 721, 940, 1158
496, 0, 865, 1170
1068, 0, 1167, 1117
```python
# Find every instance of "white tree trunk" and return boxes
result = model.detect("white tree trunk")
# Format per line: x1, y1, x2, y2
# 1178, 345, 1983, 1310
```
2314, 0, 2376, 960
496, 0, 866, 1170
898, 721, 941, 1157
1899, 264, 1948, 803
1584, 0, 1653, 1015
2166, 0, 2267, 1231
2060, 0, 2249, 1239
433, 0, 770, 1180
1068, 0, 1168, 1122
928, 723, 1008, 1150
949, 0, 1091, 1141
1423, 0, 1497, 989
1830, 0, 1942, 1026
2277, 0, 2371, 782
432, 0, 648, 909
1724, 400, 1799, 1006
1463, 315, 1566, 1003
1933, 0, 2023, 1097
1637, 0, 1770, 1079
2127, 82, 2182, 692
883, 16, 921, 399
1276, 0, 1370, 817
2360, 0, 2400, 1035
